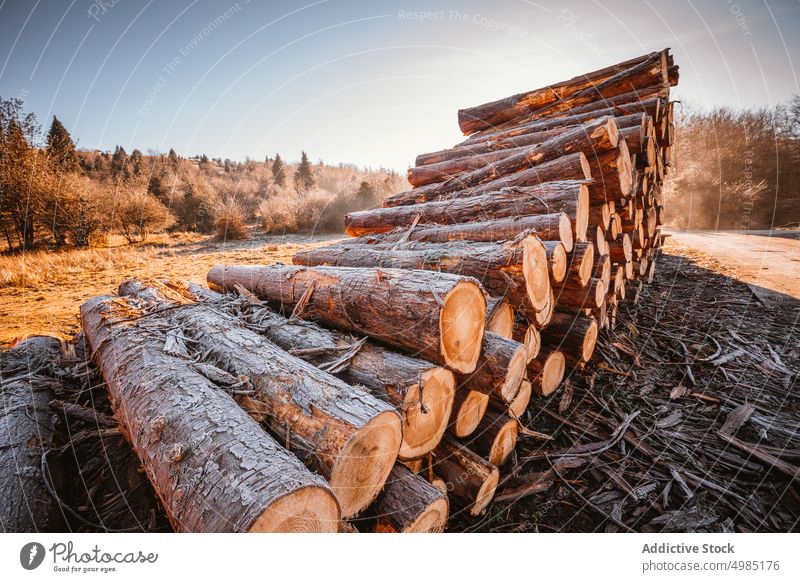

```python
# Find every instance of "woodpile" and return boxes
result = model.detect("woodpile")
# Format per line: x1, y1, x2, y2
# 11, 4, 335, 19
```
1, 49, 677, 533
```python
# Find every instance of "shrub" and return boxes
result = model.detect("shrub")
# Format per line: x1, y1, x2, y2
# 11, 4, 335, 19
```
213, 198, 249, 241
112, 185, 175, 243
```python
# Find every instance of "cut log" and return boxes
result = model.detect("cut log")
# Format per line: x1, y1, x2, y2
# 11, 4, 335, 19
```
0, 336, 65, 533
586, 141, 634, 202
371, 465, 449, 533
167, 280, 454, 462
512, 320, 541, 363
531, 286, 555, 329
433, 437, 499, 516
207, 264, 486, 374
456, 332, 527, 404
390, 153, 590, 208
543, 241, 567, 285
608, 233, 633, 263
588, 203, 611, 231
293, 237, 551, 316
542, 313, 599, 366
467, 409, 518, 467
493, 378, 532, 418
346, 181, 588, 241
449, 389, 489, 438
486, 298, 514, 338
555, 277, 607, 311
350, 212, 573, 254
80, 295, 340, 532
457, 51, 667, 133
595, 254, 612, 292
528, 348, 567, 397
384, 117, 617, 207
117, 280, 402, 518
565, 242, 595, 287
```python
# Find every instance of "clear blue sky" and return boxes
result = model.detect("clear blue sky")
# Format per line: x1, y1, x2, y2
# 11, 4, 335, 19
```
1, 0, 798, 170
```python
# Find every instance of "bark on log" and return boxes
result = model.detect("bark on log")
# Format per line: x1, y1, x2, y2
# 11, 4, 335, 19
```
543, 241, 567, 285
485, 298, 514, 338
449, 389, 489, 438
467, 408, 518, 467
80, 296, 340, 532
588, 203, 610, 231
346, 181, 589, 243
555, 277, 607, 311
389, 153, 590, 208
542, 313, 599, 366
531, 286, 555, 329
293, 237, 551, 316
457, 51, 667, 133
117, 280, 402, 518
433, 437, 499, 516
384, 117, 617, 208
586, 141, 634, 203
207, 264, 486, 374
167, 280, 454, 462
512, 320, 541, 363
565, 242, 596, 288
455, 332, 527, 404
352, 213, 573, 252
608, 233, 633, 263
528, 347, 567, 397
492, 378, 532, 418
0, 336, 65, 533
371, 465, 449, 533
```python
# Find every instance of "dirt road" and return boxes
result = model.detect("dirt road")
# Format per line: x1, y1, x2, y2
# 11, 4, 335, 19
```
665, 229, 800, 300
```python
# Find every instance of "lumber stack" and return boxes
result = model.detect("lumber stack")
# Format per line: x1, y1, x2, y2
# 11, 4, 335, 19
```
32, 50, 676, 534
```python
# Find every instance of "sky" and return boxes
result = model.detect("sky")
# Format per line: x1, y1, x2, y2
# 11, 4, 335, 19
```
1, 0, 798, 171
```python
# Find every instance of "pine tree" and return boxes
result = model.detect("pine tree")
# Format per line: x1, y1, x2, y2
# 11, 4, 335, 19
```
46, 116, 78, 172
130, 148, 144, 176
293, 150, 315, 193
271, 153, 286, 187
168, 148, 180, 171
110, 145, 129, 179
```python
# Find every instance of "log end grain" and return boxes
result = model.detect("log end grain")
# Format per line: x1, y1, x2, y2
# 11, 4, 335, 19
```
508, 379, 532, 418
522, 235, 551, 314
450, 389, 489, 438
398, 367, 456, 461
485, 298, 515, 338
247, 486, 341, 532
529, 349, 566, 397
440, 281, 487, 373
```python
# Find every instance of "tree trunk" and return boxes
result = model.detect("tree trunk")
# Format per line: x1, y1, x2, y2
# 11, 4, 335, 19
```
350, 212, 573, 252
586, 141, 633, 203
165, 280, 455, 462
608, 233, 632, 263
388, 152, 590, 207
542, 313, 599, 366
433, 436, 499, 516
565, 242, 596, 288
555, 277, 607, 311
207, 264, 486, 374
455, 332, 527, 404
0, 336, 65, 532
80, 295, 340, 532
371, 465, 449, 533
346, 181, 588, 240
449, 389, 488, 438
293, 237, 551, 316
384, 117, 617, 207
527, 347, 566, 397
466, 408, 519, 467
118, 279, 404, 518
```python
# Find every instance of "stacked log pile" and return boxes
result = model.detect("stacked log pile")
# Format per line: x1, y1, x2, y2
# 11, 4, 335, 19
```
2, 50, 677, 533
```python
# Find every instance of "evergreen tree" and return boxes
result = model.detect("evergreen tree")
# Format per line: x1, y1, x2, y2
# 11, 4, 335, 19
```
45, 116, 78, 172
293, 150, 315, 193
271, 153, 286, 186
110, 145, 129, 179
354, 181, 375, 205
168, 148, 180, 171
129, 148, 144, 176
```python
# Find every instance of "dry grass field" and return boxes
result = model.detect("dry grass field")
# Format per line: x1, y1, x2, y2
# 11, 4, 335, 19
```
0, 229, 344, 345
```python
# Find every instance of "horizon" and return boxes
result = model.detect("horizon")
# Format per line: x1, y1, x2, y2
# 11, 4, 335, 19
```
1, 0, 798, 171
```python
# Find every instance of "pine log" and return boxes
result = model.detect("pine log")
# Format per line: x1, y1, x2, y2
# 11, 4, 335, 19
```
384, 117, 617, 208
555, 277, 606, 311
0, 336, 65, 533
455, 332, 527, 403
543, 241, 567, 285
207, 264, 486, 374
371, 465, 449, 533
486, 298, 514, 338
587, 140, 633, 203
449, 389, 489, 438
117, 280, 402, 518
467, 409, 518, 467
595, 254, 612, 292
531, 286, 555, 329
542, 313, 599, 366
496, 379, 532, 418
512, 320, 541, 363
433, 437, 499, 516
457, 51, 668, 133
342, 212, 573, 254
345, 181, 588, 240
293, 237, 551, 316
588, 203, 611, 231
390, 153, 590, 207
527, 348, 566, 397
80, 296, 340, 532
565, 242, 595, 288
613, 266, 626, 299
167, 280, 455, 462
608, 233, 633, 263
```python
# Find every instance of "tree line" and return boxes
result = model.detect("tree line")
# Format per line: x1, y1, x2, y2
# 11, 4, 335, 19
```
0, 97, 405, 251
